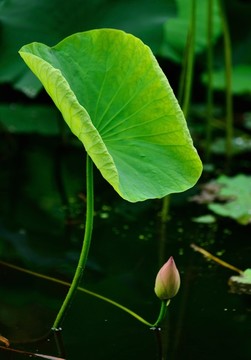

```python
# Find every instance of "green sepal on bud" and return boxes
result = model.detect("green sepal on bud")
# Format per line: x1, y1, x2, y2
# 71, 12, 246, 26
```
154, 256, 180, 301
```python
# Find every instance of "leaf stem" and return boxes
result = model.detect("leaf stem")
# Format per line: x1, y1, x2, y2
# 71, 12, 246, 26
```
205, 0, 214, 162
218, 0, 233, 164
52, 154, 94, 329
159, 195, 170, 265
179, 0, 196, 118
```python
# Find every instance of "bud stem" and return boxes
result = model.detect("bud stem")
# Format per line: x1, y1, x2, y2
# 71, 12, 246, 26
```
152, 299, 170, 327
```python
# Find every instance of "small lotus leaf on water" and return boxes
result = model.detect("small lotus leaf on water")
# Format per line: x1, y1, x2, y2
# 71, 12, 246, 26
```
208, 174, 251, 225
228, 269, 251, 295
240, 269, 251, 283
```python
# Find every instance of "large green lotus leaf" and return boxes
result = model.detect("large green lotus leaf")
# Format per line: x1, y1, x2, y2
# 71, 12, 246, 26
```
19, 29, 202, 202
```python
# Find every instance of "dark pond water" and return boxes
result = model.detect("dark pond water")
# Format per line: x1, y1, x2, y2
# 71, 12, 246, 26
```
0, 137, 250, 359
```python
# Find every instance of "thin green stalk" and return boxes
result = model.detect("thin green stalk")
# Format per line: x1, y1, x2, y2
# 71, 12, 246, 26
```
159, 195, 170, 266
205, 0, 214, 162
152, 300, 170, 328
52, 154, 94, 329
218, 0, 233, 163
0, 259, 169, 328
180, 0, 196, 118
177, 46, 187, 105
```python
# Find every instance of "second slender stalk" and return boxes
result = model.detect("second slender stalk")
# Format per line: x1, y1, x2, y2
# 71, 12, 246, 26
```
52, 154, 94, 329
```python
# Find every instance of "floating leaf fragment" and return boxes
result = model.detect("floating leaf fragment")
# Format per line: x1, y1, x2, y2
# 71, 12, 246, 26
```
228, 269, 251, 295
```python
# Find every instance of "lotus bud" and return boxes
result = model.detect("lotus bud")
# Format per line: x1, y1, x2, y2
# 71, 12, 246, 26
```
154, 257, 180, 300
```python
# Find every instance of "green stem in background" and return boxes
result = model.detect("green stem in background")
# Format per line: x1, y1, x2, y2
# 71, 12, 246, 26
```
177, 45, 187, 106
0, 260, 169, 328
160, 0, 197, 262
158, 195, 170, 266
218, 0, 233, 164
205, 0, 214, 162
178, 0, 196, 118
52, 154, 94, 329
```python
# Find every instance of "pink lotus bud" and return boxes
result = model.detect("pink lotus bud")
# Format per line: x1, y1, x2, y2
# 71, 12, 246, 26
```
154, 257, 180, 300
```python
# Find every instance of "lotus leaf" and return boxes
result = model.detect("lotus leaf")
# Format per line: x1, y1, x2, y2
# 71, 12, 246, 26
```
19, 29, 202, 202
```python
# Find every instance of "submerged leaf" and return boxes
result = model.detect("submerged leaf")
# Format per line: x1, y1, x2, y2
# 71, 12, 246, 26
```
19, 29, 202, 202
